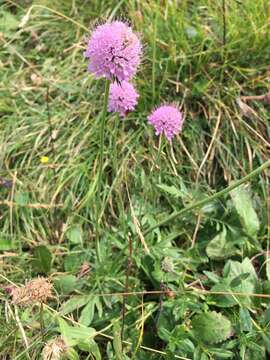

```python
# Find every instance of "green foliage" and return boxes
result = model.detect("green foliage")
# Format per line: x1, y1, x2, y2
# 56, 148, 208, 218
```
31, 245, 52, 274
191, 311, 233, 345
1, 0, 270, 358
230, 185, 260, 238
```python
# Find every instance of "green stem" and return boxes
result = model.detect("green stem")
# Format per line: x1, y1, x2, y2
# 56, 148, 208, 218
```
143, 159, 270, 236
40, 303, 44, 335
152, 8, 158, 104
96, 79, 110, 261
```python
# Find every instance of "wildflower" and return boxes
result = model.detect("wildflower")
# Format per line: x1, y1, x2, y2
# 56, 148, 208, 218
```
148, 104, 183, 141
42, 337, 67, 360
108, 81, 139, 117
40, 156, 49, 164
11, 277, 53, 306
84, 21, 142, 82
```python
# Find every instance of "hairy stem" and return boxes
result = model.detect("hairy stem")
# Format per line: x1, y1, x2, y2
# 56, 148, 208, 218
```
96, 79, 110, 261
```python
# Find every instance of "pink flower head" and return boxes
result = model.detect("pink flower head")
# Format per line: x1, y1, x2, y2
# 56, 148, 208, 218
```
85, 21, 142, 82
108, 81, 139, 117
148, 104, 183, 140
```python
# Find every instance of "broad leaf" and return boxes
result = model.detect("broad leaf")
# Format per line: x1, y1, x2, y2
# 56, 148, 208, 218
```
230, 185, 259, 238
79, 297, 97, 326
58, 317, 96, 347
66, 225, 82, 245
191, 311, 233, 344
60, 295, 92, 315
206, 227, 238, 260
0, 235, 15, 251
239, 308, 252, 332
54, 275, 77, 295
32, 245, 52, 274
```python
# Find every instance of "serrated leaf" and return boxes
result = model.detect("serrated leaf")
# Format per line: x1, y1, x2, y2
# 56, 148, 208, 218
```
32, 245, 52, 274
156, 184, 183, 198
191, 311, 233, 344
230, 185, 259, 237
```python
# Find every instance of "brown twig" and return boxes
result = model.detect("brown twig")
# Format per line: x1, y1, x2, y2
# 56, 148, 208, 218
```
0, 200, 63, 208
241, 92, 270, 103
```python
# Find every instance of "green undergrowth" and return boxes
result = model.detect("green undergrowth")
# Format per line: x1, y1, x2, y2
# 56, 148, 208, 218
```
0, 0, 270, 359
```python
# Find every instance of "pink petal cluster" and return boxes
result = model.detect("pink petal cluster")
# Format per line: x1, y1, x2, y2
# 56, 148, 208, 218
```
85, 21, 142, 82
108, 81, 139, 117
148, 105, 183, 140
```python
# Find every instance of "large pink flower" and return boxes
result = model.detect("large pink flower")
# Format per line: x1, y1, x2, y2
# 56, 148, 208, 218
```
108, 81, 139, 117
148, 105, 183, 140
85, 21, 142, 82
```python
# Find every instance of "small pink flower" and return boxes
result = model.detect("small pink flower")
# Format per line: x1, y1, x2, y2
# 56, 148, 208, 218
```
148, 104, 183, 140
108, 81, 139, 117
85, 21, 142, 82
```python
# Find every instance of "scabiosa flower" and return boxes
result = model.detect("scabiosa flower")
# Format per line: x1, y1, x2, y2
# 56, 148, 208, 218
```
11, 277, 53, 306
148, 104, 183, 140
85, 21, 142, 82
108, 81, 139, 117
43, 337, 67, 360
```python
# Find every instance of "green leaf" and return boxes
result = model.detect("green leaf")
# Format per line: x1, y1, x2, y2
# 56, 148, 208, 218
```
209, 348, 234, 359
66, 225, 82, 244
206, 227, 236, 260
58, 317, 96, 347
156, 184, 183, 198
266, 258, 270, 282
64, 252, 87, 272
14, 191, 29, 206
209, 281, 237, 308
222, 258, 257, 306
113, 320, 123, 360
54, 275, 77, 295
32, 245, 52, 274
230, 185, 259, 237
262, 333, 270, 353
66, 348, 80, 360
0, 235, 15, 251
230, 273, 250, 288
239, 308, 252, 332
79, 297, 97, 326
191, 311, 233, 344
60, 295, 92, 315
78, 339, 101, 360
0, 10, 19, 34
203, 271, 220, 284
